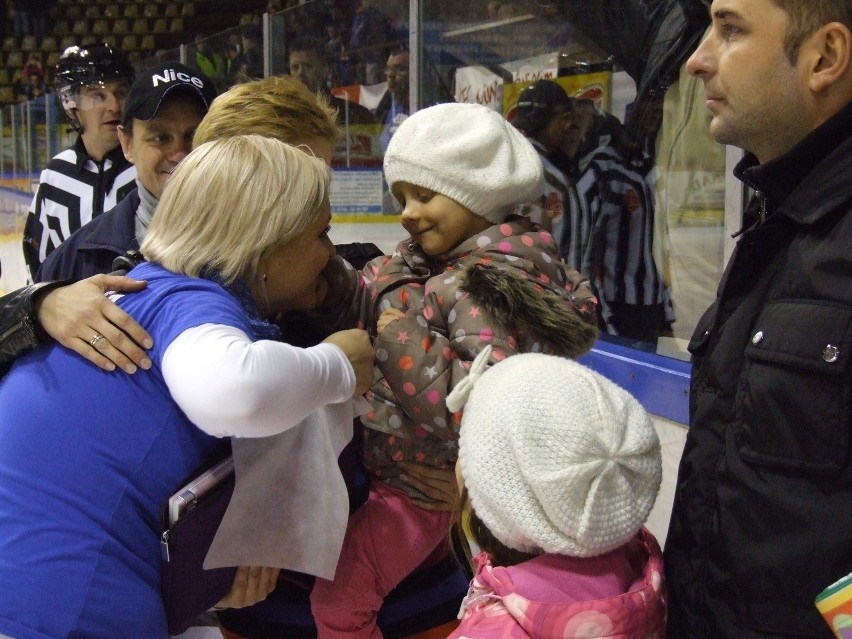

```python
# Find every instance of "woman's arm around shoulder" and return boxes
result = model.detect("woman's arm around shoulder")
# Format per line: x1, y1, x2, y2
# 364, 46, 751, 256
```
162, 324, 373, 438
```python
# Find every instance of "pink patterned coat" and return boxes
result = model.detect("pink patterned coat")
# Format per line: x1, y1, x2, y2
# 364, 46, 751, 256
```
449, 528, 667, 639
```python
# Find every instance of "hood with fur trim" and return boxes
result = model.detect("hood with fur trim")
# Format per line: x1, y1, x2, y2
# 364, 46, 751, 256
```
460, 261, 598, 359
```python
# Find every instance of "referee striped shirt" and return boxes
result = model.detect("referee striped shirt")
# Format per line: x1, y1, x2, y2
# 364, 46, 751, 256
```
22, 136, 136, 278
561, 144, 670, 333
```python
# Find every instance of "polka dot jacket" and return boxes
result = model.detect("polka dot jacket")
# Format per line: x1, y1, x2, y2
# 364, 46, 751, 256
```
339, 218, 598, 501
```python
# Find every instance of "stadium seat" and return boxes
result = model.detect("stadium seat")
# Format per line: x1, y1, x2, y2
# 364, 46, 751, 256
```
20, 35, 37, 52
72, 20, 89, 36
40, 36, 58, 53
121, 35, 138, 52
92, 20, 109, 35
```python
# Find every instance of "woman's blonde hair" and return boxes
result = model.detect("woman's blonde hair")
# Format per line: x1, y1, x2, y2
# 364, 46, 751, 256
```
193, 74, 340, 147
140, 134, 330, 283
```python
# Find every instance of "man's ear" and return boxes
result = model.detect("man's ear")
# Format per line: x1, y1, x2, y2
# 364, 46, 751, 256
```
807, 22, 852, 93
117, 125, 134, 163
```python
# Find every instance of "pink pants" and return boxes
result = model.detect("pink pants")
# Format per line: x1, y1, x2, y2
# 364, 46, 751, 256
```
310, 480, 455, 638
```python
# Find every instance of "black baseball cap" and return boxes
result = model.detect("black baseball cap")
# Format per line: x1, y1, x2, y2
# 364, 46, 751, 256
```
511, 79, 573, 135
123, 61, 217, 126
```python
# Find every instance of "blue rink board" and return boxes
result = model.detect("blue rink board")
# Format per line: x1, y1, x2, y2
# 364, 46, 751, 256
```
580, 339, 691, 425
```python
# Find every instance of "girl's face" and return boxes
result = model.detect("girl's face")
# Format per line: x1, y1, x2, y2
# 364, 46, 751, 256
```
253, 201, 335, 316
394, 182, 492, 256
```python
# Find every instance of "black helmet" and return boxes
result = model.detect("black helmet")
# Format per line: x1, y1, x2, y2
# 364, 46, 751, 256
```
55, 43, 134, 93
56, 43, 134, 126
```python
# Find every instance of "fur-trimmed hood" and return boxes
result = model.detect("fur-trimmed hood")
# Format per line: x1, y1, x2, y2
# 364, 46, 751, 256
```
461, 262, 598, 359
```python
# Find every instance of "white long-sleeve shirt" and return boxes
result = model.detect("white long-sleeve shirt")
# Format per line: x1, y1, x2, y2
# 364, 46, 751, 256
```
162, 323, 356, 438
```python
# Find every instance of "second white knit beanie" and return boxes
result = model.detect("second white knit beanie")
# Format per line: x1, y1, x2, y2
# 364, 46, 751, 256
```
451, 349, 662, 558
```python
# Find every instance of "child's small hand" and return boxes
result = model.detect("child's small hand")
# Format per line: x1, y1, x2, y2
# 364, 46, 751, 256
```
398, 463, 459, 511
376, 308, 404, 334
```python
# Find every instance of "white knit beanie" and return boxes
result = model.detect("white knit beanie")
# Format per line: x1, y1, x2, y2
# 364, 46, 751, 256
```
448, 347, 662, 558
383, 103, 545, 223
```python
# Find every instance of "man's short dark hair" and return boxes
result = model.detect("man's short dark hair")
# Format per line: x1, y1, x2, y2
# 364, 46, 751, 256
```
289, 37, 326, 61
385, 41, 408, 59
770, 0, 852, 63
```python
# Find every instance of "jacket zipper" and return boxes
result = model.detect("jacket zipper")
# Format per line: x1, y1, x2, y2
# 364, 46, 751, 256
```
756, 190, 767, 224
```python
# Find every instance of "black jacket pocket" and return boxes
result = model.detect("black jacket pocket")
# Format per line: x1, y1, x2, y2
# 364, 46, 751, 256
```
735, 300, 851, 473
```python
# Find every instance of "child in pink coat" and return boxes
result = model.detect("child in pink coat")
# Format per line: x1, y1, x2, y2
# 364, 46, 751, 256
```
444, 346, 667, 638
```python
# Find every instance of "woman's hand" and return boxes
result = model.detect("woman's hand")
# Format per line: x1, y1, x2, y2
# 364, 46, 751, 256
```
214, 566, 280, 610
398, 462, 459, 511
35, 275, 153, 373
323, 328, 374, 396
376, 307, 404, 334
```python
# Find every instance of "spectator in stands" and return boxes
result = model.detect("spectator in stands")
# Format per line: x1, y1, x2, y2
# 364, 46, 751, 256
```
22, 72, 47, 101
497, 2, 520, 19
228, 31, 242, 56
239, 23, 264, 79
21, 52, 44, 81
22, 43, 137, 278
223, 42, 243, 87
11, 70, 27, 103
194, 33, 226, 89
349, 0, 390, 84
375, 44, 409, 153
288, 37, 375, 127
325, 20, 354, 87
485, 1, 501, 19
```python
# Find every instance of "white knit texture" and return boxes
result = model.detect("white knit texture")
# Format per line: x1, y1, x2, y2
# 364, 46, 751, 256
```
457, 353, 662, 557
383, 103, 544, 223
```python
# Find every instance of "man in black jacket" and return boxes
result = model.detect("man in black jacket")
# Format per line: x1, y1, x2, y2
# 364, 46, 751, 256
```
37, 61, 217, 285
665, 0, 852, 636
1, 61, 217, 377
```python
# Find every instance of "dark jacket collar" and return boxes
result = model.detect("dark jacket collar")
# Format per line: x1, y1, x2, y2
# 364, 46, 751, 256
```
77, 188, 140, 253
735, 101, 852, 225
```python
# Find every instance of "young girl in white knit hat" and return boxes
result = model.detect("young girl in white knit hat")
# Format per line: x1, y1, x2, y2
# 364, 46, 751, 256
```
443, 346, 666, 637
310, 102, 600, 637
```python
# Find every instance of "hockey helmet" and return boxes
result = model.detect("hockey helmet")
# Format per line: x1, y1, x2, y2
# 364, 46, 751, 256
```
55, 43, 134, 121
